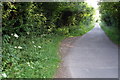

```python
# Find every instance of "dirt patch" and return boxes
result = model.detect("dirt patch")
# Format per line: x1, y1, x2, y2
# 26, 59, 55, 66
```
54, 36, 80, 78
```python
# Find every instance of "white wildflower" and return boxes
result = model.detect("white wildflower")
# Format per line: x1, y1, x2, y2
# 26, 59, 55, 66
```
14, 33, 19, 38
31, 66, 34, 69
34, 45, 36, 48
32, 41, 35, 44
27, 32, 30, 35
14, 46, 17, 48
2, 73, 7, 78
38, 46, 41, 48
11, 33, 13, 36
27, 62, 30, 67
18, 46, 22, 49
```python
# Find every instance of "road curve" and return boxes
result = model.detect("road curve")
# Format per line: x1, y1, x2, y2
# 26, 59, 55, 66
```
56, 23, 118, 78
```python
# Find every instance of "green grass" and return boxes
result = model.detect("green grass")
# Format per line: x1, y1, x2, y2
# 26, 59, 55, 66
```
1, 23, 94, 78
68, 23, 94, 37
100, 23, 119, 45
2, 34, 64, 78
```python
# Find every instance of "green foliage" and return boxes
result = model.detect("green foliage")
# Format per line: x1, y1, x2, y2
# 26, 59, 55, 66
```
99, 2, 120, 45
2, 2, 95, 78
2, 2, 32, 35
100, 23, 119, 45
2, 2, 94, 35
2, 24, 94, 78
99, 2, 120, 29
2, 34, 63, 78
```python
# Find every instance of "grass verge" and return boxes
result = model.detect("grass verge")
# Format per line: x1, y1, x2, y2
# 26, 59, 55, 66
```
2, 23, 94, 78
100, 23, 119, 45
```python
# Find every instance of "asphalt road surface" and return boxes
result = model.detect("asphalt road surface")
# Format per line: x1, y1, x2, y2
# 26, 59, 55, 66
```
56, 23, 118, 78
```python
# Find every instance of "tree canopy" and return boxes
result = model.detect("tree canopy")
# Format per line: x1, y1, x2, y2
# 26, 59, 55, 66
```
99, 2, 120, 29
2, 2, 94, 36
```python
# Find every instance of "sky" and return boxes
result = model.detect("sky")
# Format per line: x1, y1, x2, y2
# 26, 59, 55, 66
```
85, 0, 99, 9
85, 0, 100, 21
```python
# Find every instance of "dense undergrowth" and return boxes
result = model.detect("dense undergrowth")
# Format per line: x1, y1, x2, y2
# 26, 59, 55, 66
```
2, 23, 94, 78
2, 33, 63, 78
1, 2, 95, 78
